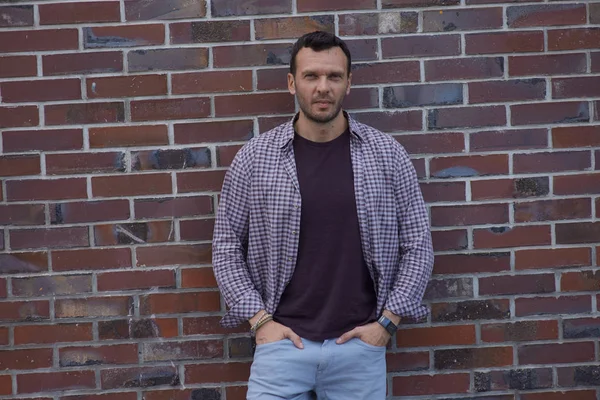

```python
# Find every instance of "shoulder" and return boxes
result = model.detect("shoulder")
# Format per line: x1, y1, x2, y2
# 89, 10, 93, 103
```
231, 119, 292, 167
350, 118, 411, 164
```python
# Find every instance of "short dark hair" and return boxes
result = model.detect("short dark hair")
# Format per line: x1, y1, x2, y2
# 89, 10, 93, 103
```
289, 31, 352, 76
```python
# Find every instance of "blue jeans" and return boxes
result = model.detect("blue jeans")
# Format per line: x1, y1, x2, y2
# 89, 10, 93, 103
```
247, 337, 387, 400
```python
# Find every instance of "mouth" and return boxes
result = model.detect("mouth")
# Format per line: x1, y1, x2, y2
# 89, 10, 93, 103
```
314, 100, 333, 106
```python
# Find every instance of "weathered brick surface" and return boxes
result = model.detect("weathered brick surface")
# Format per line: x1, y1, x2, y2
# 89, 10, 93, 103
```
1, 1, 599, 398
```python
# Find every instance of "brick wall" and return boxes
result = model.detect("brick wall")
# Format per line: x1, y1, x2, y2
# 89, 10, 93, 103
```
0, 0, 599, 399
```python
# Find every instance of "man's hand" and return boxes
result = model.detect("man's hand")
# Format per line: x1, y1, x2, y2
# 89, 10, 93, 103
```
255, 320, 304, 349
335, 321, 390, 347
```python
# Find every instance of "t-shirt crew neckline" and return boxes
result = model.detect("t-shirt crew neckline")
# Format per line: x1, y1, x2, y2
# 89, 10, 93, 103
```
293, 128, 350, 147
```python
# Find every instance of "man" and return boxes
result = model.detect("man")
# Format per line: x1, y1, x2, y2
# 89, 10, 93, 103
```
212, 31, 434, 400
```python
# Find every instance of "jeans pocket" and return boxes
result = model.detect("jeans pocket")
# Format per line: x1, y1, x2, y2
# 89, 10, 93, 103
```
353, 338, 387, 351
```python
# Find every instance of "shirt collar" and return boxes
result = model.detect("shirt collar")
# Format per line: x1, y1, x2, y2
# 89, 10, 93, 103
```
277, 111, 366, 149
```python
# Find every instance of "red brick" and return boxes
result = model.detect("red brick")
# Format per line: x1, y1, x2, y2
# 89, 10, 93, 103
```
469, 79, 545, 104
96, 221, 174, 245
125, 0, 206, 20
0, 301, 49, 322
382, 35, 460, 59
515, 248, 592, 270
343, 87, 380, 110
15, 323, 93, 345
482, 320, 559, 342
0, 5, 33, 27
474, 225, 551, 249
397, 325, 475, 348
339, 12, 417, 36
52, 248, 132, 272
509, 53, 587, 77
420, 182, 466, 203
179, 219, 215, 242
424, 7, 502, 31
429, 106, 506, 129
1, 79, 81, 103
553, 76, 600, 99
561, 271, 600, 292
92, 174, 172, 197
12, 275, 92, 297
46, 102, 124, 125
479, 274, 555, 296
386, 352, 429, 372
591, 2, 600, 23
0, 106, 39, 128
3, 129, 83, 153
43, 52, 123, 76
513, 151, 590, 174
217, 145, 242, 167
175, 120, 253, 144
555, 173, 600, 195
508, 4, 586, 27
257, 16, 333, 41
56, 297, 133, 319
352, 110, 422, 132
128, 48, 208, 72
384, 0, 459, 6
431, 204, 508, 227
136, 244, 212, 267
39, 2, 120, 24
434, 253, 510, 275
98, 270, 176, 292
345, 39, 378, 61
0, 376, 10, 396
471, 129, 548, 152
10, 227, 89, 250
553, 126, 600, 148
90, 125, 168, 148
515, 198, 591, 223
0, 55, 37, 78
0, 29, 78, 53
183, 316, 246, 335
430, 154, 508, 178
18, 371, 95, 394
346, 61, 421, 84
549, 28, 600, 51
393, 373, 469, 396
84, 25, 164, 49
131, 98, 210, 121
467, 31, 544, 54
181, 267, 217, 288
101, 366, 178, 389
87, 75, 167, 99
185, 362, 251, 384
177, 170, 226, 192
258, 116, 291, 132
395, 133, 463, 155
431, 229, 468, 251
522, 391, 597, 400
213, 43, 291, 68
299, 0, 375, 11
99, 318, 178, 340
593, 52, 600, 73
0, 252, 49, 275
7, 178, 86, 202
173, 71, 252, 95
142, 340, 223, 362
135, 196, 212, 219
519, 342, 595, 365
435, 346, 513, 369
0, 155, 40, 177
60, 344, 138, 368
516, 295, 591, 316
215, 93, 295, 117
46, 152, 124, 175
211, 0, 290, 16
0, 349, 52, 370
426, 57, 504, 81
51, 200, 130, 224
559, 222, 600, 244
170, 20, 250, 43
140, 291, 220, 315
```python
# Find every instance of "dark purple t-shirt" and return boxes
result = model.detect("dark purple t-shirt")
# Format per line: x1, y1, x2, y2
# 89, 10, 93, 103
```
273, 129, 377, 341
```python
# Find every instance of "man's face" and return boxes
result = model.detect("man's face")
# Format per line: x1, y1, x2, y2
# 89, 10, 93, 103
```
288, 47, 351, 124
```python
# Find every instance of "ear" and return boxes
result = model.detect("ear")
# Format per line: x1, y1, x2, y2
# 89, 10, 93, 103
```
346, 72, 352, 95
287, 73, 296, 95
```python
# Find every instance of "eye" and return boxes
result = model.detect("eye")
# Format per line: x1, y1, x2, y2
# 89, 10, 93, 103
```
305, 73, 317, 79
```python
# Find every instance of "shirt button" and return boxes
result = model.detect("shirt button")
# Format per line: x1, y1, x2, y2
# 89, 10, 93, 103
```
287, 257, 292, 261
292, 231, 297, 235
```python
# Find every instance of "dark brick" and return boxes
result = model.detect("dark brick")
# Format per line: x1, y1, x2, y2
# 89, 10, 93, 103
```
434, 253, 510, 275
12, 275, 92, 297
59, 344, 138, 367
516, 295, 591, 317
131, 98, 210, 121
519, 342, 595, 365
346, 39, 378, 61
386, 352, 430, 372
144, 389, 220, 400
424, 278, 473, 300
509, 53, 587, 76
215, 93, 295, 117
522, 390, 597, 400
45, 102, 124, 125
513, 151, 590, 174
549, 28, 600, 51
423, 7, 502, 32
0, 252, 48, 275
383, 0, 460, 7
474, 225, 552, 249
482, 320, 559, 342
431, 204, 508, 227
384, 83, 463, 108
98, 270, 176, 292
593, 52, 600, 73
563, 318, 600, 339
229, 337, 254, 358
352, 61, 420, 84
426, 57, 502, 81
472, 177, 549, 200
431, 154, 508, 178
211, 0, 291, 16
508, 4, 586, 27
479, 274, 555, 296
95, 221, 174, 245
171, 21, 250, 43
213, 43, 292, 68
183, 316, 246, 336
435, 347, 513, 370
592, 2, 600, 24
0, 204, 44, 226
514, 102, 589, 125
179, 219, 215, 242
515, 198, 591, 222
140, 292, 220, 314
255, 16, 334, 40
429, 106, 506, 129
128, 48, 208, 72
298, 0, 376, 11
132, 148, 210, 171
43, 52, 123, 76
420, 182, 466, 203
51, 200, 129, 224
351, 110, 422, 132
476, 368, 553, 392
343, 87, 380, 110
471, 129, 548, 152
467, 31, 544, 54
0, 5, 33, 27
339, 12, 417, 36
84, 25, 165, 49
101, 366, 179, 389
185, 362, 251, 384
558, 366, 600, 387
99, 318, 178, 340
469, 79, 545, 104
431, 230, 468, 251
125, 0, 206, 20
382, 35, 460, 58
142, 340, 223, 361
431, 299, 510, 322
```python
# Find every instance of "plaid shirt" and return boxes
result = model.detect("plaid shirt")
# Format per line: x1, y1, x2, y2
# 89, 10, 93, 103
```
212, 113, 434, 328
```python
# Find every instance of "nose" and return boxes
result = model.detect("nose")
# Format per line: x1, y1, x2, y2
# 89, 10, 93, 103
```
316, 76, 329, 94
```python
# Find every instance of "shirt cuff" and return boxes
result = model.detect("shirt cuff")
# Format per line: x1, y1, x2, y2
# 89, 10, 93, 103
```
220, 289, 266, 328
384, 292, 428, 322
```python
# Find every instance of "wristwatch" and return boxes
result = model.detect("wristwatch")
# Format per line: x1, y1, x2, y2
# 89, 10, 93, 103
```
377, 315, 398, 336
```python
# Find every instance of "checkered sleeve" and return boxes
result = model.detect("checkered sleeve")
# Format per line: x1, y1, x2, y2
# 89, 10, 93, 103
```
384, 144, 435, 321
212, 143, 265, 328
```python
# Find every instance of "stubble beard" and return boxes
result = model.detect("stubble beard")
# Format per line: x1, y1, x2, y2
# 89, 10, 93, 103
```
298, 96, 345, 124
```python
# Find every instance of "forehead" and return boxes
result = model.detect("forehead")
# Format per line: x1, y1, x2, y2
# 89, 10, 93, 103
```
295, 47, 348, 73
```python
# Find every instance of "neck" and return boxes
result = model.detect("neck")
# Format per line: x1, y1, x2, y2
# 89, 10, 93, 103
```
294, 110, 348, 143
